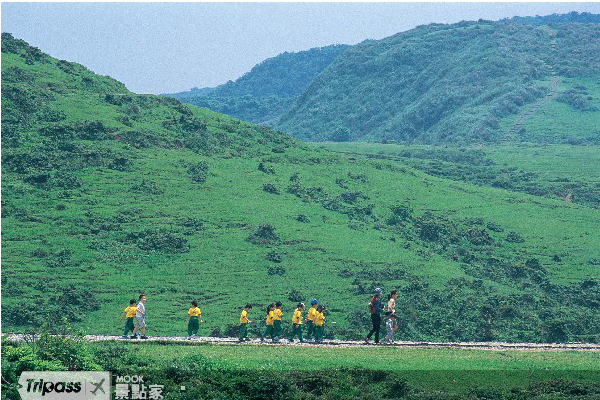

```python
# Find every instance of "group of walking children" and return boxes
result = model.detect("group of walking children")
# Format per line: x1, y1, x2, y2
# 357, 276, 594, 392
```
365, 288, 399, 344
121, 291, 395, 344
248, 299, 325, 343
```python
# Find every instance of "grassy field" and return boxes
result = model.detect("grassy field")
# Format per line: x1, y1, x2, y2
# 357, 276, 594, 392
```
133, 342, 600, 370
3, 34, 600, 345
117, 342, 600, 395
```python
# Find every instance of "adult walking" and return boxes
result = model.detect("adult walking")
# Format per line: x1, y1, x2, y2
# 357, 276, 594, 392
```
365, 288, 385, 344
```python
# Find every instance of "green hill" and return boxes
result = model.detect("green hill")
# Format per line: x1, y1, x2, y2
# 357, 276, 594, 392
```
163, 44, 350, 124
2, 33, 600, 343
277, 15, 600, 143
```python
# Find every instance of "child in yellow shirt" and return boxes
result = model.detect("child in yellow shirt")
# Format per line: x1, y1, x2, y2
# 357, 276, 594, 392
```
120, 299, 137, 339
239, 304, 253, 342
273, 301, 284, 342
186, 300, 203, 339
261, 303, 275, 342
305, 299, 319, 341
314, 305, 325, 343
288, 302, 305, 343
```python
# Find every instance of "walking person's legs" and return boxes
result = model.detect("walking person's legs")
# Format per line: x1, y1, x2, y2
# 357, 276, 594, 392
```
306, 321, 314, 339
366, 314, 381, 343
374, 316, 381, 343
192, 317, 199, 336
263, 325, 274, 340
366, 314, 377, 340
273, 320, 282, 340
315, 326, 324, 342
239, 323, 247, 340
124, 318, 134, 337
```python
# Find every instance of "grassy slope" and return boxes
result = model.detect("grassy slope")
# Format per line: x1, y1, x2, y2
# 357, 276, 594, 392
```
317, 142, 600, 209
498, 76, 600, 144
2, 35, 600, 343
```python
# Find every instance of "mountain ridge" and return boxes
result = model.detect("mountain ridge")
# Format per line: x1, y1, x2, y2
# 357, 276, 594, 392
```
165, 12, 600, 144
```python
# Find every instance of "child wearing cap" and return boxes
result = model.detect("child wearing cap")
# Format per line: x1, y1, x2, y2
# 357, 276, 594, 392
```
305, 299, 319, 341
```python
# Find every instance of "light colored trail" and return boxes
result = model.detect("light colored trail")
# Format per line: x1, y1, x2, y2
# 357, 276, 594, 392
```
504, 27, 560, 140
6, 334, 600, 351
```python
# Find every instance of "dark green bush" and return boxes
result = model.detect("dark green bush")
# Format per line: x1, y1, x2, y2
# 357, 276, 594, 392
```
258, 162, 276, 174
465, 228, 494, 245
556, 88, 598, 111
117, 130, 161, 149
387, 204, 413, 225
262, 183, 280, 194
266, 251, 283, 263
296, 214, 309, 223
126, 229, 189, 253
506, 231, 525, 243
31, 248, 49, 258
267, 265, 286, 276
288, 289, 306, 302
247, 224, 280, 245
109, 156, 132, 171
104, 93, 133, 106
486, 222, 504, 232
187, 161, 209, 183
52, 172, 82, 189
130, 179, 165, 195
78, 120, 110, 140
39, 124, 75, 141
180, 217, 205, 233
45, 249, 81, 269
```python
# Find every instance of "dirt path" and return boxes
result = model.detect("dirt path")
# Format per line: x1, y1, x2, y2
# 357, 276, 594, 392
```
504, 27, 561, 140
6, 334, 600, 351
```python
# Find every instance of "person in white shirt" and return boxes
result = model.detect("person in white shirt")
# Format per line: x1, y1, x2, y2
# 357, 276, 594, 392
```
131, 294, 148, 339
387, 290, 398, 314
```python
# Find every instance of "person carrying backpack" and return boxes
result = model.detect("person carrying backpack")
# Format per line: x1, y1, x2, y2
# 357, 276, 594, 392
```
365, 288, 385, 344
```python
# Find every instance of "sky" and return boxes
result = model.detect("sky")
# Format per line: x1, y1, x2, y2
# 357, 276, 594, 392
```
2, 2, 600, 94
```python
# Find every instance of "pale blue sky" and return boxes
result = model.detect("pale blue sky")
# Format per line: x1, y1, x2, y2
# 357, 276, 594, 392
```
2, 2, 599, 94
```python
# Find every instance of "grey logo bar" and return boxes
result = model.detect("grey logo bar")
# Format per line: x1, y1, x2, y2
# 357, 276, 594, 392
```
18, 371, 111, 400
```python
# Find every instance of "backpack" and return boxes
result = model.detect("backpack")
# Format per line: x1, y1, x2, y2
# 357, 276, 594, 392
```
368, 297, 378, 314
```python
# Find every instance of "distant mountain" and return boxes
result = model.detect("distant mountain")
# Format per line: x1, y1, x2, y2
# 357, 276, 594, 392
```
163, 44, 350, 124
278, 14, 600, 143
505, 11, 600, 25
166, 86, 215, 99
